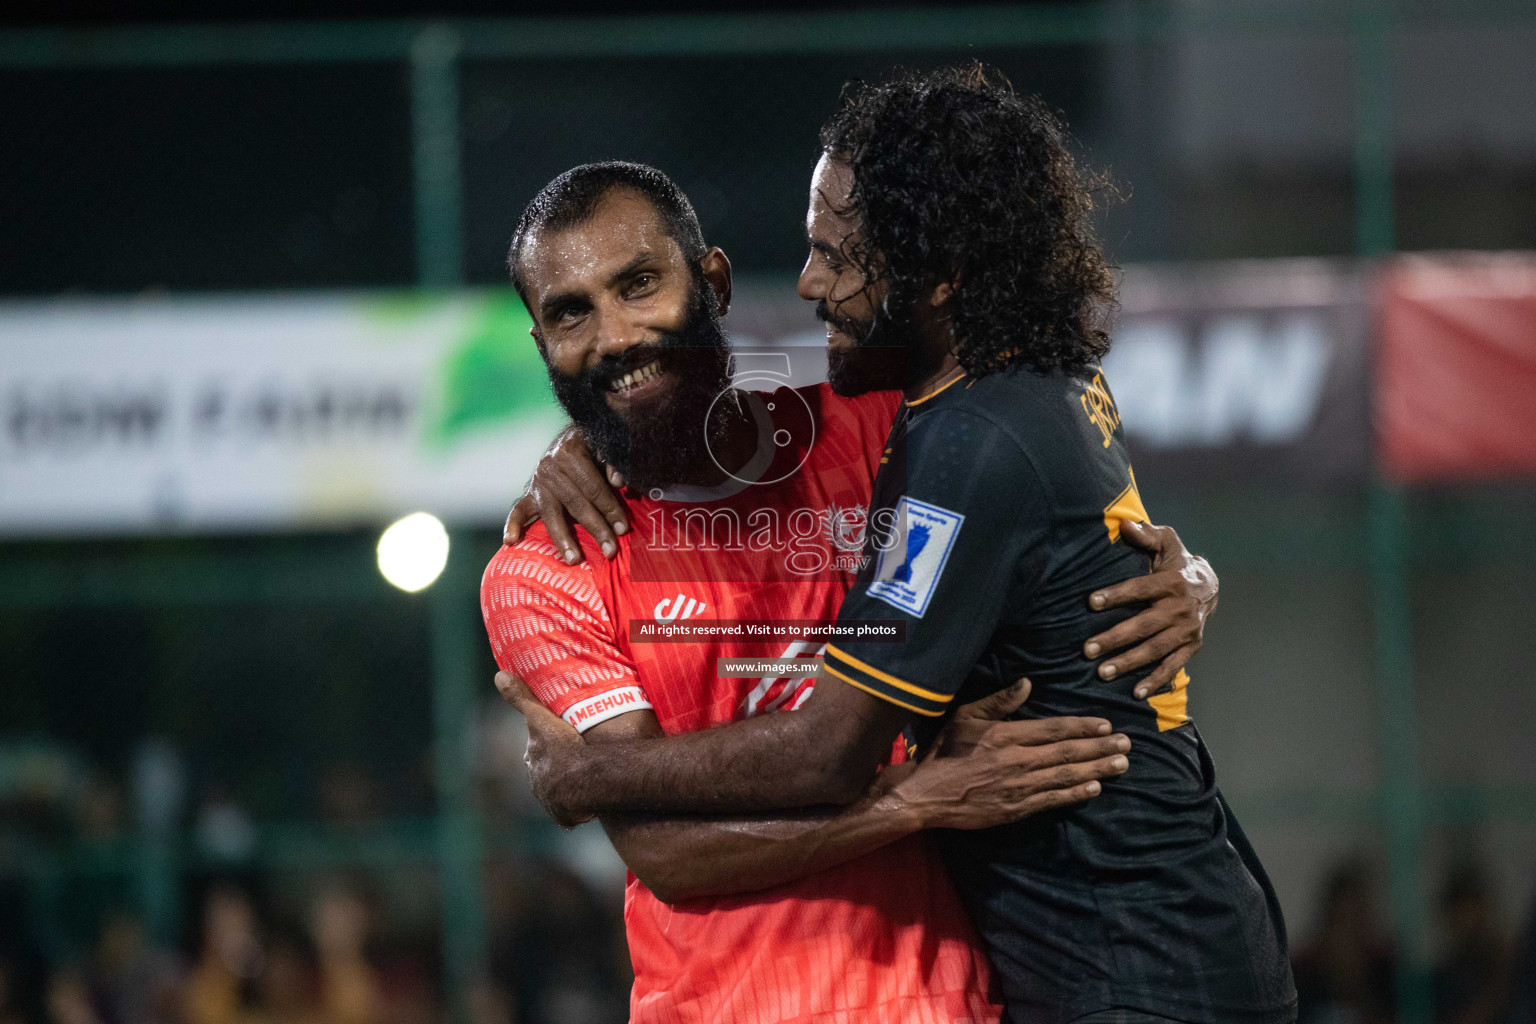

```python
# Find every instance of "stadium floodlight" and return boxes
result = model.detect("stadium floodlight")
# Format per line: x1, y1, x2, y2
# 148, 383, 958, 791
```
377, 512, 450, 592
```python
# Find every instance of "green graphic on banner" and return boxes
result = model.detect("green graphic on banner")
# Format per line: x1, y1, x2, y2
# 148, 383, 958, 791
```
431, 294, 556, 444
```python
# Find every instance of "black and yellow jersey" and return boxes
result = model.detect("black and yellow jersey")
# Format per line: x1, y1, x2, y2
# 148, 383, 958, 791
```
826, 364, 1298, 1024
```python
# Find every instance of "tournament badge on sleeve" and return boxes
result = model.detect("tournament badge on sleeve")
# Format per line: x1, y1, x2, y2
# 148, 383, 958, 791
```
867, 496, 965, 618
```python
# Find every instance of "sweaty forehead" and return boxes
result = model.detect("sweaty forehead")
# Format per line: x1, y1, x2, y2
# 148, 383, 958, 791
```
521, 190, 682, 297
807, 154, 858, 239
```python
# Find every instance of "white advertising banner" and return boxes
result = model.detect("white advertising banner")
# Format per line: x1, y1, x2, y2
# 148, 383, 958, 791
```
0, 262, 1372, 537
0, 292, 564, 535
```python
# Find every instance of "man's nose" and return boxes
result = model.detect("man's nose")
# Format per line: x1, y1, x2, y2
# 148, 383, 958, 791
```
797, 258, 824, 302
591, 303, 645, 360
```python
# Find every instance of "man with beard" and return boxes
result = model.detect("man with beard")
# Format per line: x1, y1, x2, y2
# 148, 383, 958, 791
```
498, 68, 1296, 1024
481, 160, 1213, 1024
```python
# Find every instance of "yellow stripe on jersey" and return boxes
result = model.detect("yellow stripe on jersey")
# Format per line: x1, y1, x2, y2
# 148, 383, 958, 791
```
1149, 668, 1191, 731
1102, 468, 1149, 543
905, 370, 968, 408
823, 662, 947, 718
824, 644, 951, 703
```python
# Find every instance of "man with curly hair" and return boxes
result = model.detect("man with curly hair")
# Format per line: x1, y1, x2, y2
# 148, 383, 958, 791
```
503, 66, 1297, 1024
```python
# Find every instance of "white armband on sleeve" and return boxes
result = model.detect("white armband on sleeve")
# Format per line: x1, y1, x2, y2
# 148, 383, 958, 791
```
563, 686, 653, 732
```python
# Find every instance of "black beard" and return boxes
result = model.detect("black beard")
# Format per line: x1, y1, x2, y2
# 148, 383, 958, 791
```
545, 281, 735, 492
817, 299, 911, 397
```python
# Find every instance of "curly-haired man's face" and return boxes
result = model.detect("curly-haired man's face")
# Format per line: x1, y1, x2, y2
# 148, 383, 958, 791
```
797, 153, 906, 396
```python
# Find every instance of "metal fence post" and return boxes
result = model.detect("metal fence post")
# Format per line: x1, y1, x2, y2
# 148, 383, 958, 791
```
413, 23, 483, 1016
1353, 4, 1432, 1022
411, 24, 464, 288
1367, 485, 1432, 1023
430, 544, 488, 1020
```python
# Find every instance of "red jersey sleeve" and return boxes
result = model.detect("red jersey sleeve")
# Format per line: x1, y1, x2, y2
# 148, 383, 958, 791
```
480, 528, 652, 732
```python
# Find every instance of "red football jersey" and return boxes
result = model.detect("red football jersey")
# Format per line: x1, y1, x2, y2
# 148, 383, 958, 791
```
482, 383, 999, 1024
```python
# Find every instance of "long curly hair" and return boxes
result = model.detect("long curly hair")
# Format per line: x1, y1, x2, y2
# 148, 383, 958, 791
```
819, 63, 1117, 377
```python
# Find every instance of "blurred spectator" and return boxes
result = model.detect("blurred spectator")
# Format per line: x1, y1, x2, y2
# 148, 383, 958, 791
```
250, 936, 319, 1024
0, 739, 90, 843
489, 862, 624, 1024
1293, 857, 1398, 1024
477, 703, 541, 822
90, 911, 180, 1024
0, 956, 30, 1024
1508, 893, 1536, 1023
184, 885, 264, 1024
131, 742, 186, 838
463, 979, 513, 1024
46, 971, 101, 1024
1432, 862, 1512, 1024
370, 939, 436, 1024
317, 768, 381, 829
308, 882, 381, 1024
480, 861, 526, 1023
75, 781, 127, 845
195, 792, 256, 864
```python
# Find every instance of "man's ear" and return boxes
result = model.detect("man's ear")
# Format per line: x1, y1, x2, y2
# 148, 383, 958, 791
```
699, 246, 733, 318
929, 277, 958, 309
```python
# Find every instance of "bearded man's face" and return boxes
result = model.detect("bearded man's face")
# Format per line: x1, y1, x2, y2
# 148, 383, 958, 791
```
517, 189, 735, 492
815, 297, 912, 397
797, 152, 910, 397
544, 274, 732, 491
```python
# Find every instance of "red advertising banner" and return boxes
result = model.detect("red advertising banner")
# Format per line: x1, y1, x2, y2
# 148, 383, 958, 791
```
1377, 254, 1536, 482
